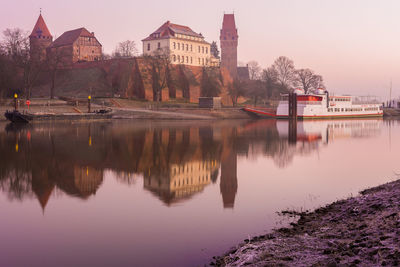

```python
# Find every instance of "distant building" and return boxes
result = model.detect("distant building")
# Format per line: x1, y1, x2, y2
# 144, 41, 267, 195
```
142, 21, 211, 67
220, 14, 238, 78
47, 27, 102, 64
237, 65, 250, 81
29, 13, 53, 61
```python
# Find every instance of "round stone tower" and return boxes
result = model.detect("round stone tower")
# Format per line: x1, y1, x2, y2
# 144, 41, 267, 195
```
29, 13, 53, 61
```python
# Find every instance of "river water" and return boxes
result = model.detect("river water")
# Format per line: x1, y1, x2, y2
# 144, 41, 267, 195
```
0, 119, 398, 267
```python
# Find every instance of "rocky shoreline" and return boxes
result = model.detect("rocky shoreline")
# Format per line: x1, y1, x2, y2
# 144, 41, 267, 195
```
213, 179, 400, 266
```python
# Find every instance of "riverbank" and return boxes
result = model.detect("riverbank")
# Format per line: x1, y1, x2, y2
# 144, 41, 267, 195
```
213, 179, 400, 266
0, 98, 252, 122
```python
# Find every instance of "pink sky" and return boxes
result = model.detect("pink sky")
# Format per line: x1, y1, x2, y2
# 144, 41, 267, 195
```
1, 0, 400, 98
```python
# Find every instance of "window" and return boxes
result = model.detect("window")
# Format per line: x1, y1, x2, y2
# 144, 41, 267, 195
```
186, 44, 188, 51
205, 47, 208, 54
173, 42, 176, 49
190, 57, 193, 64
147, 43, 150, 51
157, 42, 161, 49
173, 55, 176, 62
186, 56, 188, 63
202, 47, 204, 53
190, 44, 193, 51
202, 58, 204, 65
178, 43, 180, 50
178, 55, 180, 62
198, 58, 200, 64
92, 50, 94, 53
198, 46, 200, 53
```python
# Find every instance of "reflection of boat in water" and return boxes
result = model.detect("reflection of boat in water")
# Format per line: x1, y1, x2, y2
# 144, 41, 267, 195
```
243, 89, 383, 119
277, 119, 383, 144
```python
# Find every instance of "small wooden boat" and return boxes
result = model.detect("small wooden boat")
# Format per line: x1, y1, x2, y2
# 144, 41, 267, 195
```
4, 110, 33, 123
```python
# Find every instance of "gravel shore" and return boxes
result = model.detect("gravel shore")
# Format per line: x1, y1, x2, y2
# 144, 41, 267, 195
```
213, 179, 400, 266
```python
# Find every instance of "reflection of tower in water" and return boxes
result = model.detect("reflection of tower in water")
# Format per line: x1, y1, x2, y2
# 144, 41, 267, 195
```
219, 129, 238, 209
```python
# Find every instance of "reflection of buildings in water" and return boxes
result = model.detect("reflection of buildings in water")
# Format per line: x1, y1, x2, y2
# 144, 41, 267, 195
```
32, 165, 103, 210
72, 166, 103, 198
143, 160, 219, 205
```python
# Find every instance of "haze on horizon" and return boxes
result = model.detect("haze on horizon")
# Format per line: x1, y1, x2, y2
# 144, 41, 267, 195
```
1, 0, 400, 99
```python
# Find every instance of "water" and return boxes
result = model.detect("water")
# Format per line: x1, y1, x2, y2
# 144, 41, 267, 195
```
0, 119, 399, 267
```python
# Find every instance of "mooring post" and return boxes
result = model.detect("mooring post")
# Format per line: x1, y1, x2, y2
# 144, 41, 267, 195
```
88, 95, 91, 113
288, 92, 297, 144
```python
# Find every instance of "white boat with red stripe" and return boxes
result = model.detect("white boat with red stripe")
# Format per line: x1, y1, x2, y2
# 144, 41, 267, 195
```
243, 89, 383, 119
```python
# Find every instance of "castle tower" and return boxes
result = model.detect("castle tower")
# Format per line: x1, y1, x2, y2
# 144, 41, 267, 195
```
29, 13, 52, 61
220, 14, 238, 79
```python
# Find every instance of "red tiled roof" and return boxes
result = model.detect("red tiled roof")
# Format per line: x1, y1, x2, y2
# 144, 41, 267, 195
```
30, 14, 52, 37
222, 14, 236, 30
50, 27, 100, 47
142, 21, 203, 41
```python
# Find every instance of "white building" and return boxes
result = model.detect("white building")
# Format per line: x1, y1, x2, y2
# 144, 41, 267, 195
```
142, 21, 213, 67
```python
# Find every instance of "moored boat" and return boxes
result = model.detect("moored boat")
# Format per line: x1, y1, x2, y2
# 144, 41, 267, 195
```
243, 89, 383, 119
4, 110, 33, 123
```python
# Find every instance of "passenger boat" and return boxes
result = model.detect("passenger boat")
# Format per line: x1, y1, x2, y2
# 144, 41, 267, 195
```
243, 89, 383, 119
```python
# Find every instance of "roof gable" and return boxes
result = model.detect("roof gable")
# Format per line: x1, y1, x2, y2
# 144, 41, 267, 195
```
50, 27, 101, 47
30, 14, 52, 38
142, 21, 203, 41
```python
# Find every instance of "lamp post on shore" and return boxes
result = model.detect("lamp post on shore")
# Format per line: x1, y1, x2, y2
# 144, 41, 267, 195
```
14, 93, 18, 111
88, 95, 91, 113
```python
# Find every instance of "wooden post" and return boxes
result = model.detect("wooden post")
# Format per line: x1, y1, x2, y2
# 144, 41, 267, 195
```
88, 95, 91, 113
288, 92, 297, 144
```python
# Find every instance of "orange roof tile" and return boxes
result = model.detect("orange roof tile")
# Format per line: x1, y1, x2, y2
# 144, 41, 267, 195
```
30, 14, 52, 38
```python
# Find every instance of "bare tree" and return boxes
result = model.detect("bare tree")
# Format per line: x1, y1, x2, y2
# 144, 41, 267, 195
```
247, 61, 262, 80
228, 79, 245, 106
2, 28, 43, 99
294, 68, 324, 94
261, 67, 279, 99
113, 40, 138, 58
200, 66, 221, 97
46, 47, 69, 99
143, 48, 172, 103
272, 56, 296, 91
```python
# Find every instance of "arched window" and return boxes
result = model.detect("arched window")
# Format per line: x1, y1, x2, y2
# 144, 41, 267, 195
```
173, 42, 176, 49
190, 44, 193, 51
173, 55, 176, 62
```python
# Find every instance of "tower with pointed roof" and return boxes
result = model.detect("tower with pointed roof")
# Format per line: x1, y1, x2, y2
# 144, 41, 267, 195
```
29, 13, 53, 61
220, 13, 238, 78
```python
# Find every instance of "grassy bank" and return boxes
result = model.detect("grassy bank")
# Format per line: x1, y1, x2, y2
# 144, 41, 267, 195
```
213, 179, 400, 266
